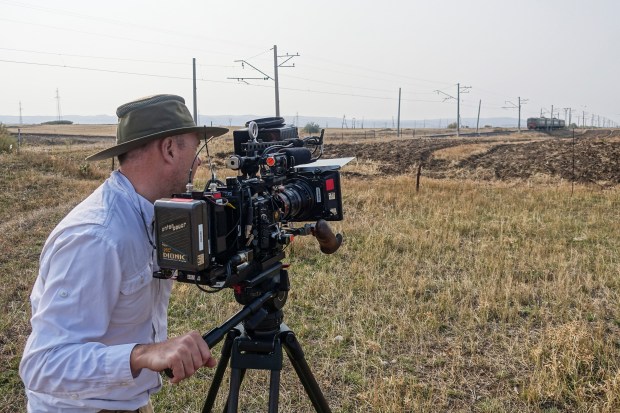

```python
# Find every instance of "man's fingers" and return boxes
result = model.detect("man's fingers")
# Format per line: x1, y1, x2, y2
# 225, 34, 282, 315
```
190, 331, 215, 367
166, 331, 216, 383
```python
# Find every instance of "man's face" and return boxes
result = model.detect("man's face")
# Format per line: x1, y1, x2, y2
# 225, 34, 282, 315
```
173, 132, 202, 192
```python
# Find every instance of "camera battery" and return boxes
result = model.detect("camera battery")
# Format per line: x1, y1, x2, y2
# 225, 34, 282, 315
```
154, 198, 210, 273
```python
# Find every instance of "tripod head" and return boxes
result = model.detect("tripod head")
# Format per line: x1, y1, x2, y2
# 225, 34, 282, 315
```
199, 263, 290, 350
231, 263, 290, 338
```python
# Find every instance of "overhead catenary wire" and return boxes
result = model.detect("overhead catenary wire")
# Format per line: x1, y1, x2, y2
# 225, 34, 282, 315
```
0, 12, 615, 122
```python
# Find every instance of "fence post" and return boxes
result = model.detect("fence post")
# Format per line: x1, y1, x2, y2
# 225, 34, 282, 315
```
416, 164, 422, 192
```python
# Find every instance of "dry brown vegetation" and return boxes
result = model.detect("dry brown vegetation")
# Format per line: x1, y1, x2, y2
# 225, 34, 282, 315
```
2, 126, 620, 412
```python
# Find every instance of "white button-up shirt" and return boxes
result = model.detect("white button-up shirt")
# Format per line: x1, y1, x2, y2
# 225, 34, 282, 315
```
20, 171, 173, 412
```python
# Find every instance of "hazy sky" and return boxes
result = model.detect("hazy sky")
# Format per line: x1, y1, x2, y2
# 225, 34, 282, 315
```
1, 0, 619, 124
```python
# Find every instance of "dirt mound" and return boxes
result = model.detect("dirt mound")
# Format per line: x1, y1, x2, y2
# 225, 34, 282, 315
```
325, 129, 620, 186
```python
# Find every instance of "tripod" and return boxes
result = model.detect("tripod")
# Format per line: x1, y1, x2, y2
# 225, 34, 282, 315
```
198, 273, 332, 413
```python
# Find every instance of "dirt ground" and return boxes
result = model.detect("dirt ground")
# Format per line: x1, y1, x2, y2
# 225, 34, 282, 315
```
325, 129, 620, 187
11, 127, 620, 186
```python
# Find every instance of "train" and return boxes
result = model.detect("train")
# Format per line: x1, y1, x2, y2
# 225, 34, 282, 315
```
527, 117, 565, 130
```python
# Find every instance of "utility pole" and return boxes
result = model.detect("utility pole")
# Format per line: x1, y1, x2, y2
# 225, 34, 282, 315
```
397, 87, 401, 137
434, 83, 470, 137
457, 83, 460, 136
192, 58, 198, 123
273, 45, 280, 117
582, 110, 586, 128
19, 101, 23, 125
503, 97, 527, 132
519, 97, 528, 131
457, 83, 470, 136
476, 99, 481, 135
548, 104, 554, 131
55, 88, 62, 121
228, 45, 299, 117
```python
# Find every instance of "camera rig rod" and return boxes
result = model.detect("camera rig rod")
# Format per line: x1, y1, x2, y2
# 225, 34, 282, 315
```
164, 291, 275, 379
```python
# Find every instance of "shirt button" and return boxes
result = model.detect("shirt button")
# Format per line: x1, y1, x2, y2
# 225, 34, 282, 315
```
59, 290, 69, 298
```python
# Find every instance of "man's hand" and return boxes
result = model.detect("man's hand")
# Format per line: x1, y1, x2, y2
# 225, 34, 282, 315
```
130, 331, 217, 384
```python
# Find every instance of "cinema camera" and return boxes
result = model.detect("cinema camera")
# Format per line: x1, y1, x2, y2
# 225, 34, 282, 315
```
153, 117, 351, 300
153, 117, 352, 411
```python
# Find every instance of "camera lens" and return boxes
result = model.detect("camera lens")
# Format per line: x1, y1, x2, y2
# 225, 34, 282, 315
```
276, 180, 315, 220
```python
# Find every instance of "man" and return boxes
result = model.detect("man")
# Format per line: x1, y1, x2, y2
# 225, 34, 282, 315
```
19, 94, 229, 412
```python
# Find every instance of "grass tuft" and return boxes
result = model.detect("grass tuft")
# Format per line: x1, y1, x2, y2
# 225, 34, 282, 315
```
3, 136, 620, 412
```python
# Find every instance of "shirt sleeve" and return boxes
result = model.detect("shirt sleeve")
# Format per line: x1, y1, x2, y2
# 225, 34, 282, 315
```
19, 230, 139, 398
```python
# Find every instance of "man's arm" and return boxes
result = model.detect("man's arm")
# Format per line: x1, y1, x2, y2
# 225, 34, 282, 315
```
21, 233, 142, 396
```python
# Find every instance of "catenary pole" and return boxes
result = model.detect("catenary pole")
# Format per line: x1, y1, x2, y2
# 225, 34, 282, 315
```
457, 83, 460, 137
397, 87, 401, 137
273, 45, 280, 117
192, 58, 198, 123
518, 97, 521, 132
476, 99, 481, 135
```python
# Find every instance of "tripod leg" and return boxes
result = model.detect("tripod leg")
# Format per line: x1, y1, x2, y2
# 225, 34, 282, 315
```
268, 369, 281, 413
281, 331, 332, 413
226, 368, 244, 413
202, 330, 238, 413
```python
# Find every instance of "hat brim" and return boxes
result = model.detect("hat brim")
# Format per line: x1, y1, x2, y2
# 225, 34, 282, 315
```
86, 126, 229, 161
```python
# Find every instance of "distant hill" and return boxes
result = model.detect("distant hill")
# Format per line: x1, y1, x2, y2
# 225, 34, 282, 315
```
0, 114, 523, 129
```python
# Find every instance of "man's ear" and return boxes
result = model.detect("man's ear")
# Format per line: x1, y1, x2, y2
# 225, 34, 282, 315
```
159, 137, 175, 163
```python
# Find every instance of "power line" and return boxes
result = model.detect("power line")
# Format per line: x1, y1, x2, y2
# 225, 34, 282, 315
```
0, 17, 237, 59
0, 47, 235, 67
0, 58, 444, 103
0, 58, 194, 80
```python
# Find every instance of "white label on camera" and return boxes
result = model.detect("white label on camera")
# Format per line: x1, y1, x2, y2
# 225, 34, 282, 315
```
316, 188, 322, 203
329, 192, 336, 200
198, 224, 204, 251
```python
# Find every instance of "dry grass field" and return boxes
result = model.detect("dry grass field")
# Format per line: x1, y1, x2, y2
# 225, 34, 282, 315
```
2, 126, 620, 412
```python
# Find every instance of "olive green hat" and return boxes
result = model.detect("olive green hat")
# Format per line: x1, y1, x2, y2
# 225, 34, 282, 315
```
86, 94, 229, 161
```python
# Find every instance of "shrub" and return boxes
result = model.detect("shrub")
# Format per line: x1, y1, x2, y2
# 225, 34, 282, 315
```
41, 120, 73, 125
447, 122, 458, 129
303, 122, 321, 133
0, 123, 16, 153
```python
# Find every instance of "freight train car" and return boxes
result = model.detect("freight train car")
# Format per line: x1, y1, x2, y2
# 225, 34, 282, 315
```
527, 117, 565, 130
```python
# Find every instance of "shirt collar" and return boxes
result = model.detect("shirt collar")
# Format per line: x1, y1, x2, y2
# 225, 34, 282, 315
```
111, 170, 154, 225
